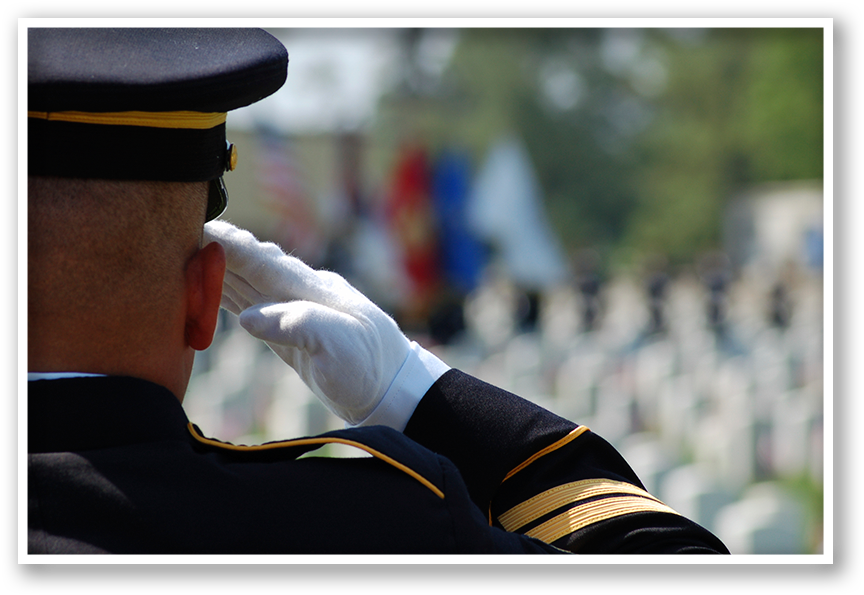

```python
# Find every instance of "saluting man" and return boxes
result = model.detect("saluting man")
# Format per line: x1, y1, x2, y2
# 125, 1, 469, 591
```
27, 27, 728, 555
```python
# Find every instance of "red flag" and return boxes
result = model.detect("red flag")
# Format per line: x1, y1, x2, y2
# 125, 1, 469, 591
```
386, 144, 441, 321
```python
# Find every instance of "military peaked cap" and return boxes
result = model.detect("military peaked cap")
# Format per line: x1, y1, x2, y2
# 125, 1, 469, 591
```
28, 28, 289, 220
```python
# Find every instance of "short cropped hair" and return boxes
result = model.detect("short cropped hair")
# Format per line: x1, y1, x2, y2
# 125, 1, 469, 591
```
28, 177, 209, 330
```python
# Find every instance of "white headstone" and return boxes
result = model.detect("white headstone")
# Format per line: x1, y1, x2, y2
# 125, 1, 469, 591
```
714, 482, 808, 554
659, 463, 735, 533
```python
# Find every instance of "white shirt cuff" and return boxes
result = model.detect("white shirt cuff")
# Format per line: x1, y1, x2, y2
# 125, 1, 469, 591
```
352, 341, 451, 432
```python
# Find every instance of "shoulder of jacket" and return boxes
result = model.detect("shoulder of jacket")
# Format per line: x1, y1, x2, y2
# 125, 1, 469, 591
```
186, 423, 446, 500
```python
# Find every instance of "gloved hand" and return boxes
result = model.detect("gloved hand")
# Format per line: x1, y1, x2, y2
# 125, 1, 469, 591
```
203, 221, 450, 430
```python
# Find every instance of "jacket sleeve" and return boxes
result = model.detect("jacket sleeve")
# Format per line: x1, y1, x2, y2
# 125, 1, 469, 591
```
403, 369, 729, 554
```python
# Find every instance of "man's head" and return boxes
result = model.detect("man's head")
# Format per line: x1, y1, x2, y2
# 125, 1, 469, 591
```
28, 176, 221, 399
27, 28, 288, 399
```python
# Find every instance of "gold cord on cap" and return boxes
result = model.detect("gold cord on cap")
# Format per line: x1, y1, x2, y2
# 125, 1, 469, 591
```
28, 110, 227, 130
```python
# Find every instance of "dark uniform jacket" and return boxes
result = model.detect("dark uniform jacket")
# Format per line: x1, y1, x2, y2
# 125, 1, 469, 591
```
28, 369, 729, 555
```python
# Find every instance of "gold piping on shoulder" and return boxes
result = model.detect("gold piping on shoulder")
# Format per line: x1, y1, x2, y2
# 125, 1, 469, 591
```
502, 426, 590, 483
186, 423, 445, 499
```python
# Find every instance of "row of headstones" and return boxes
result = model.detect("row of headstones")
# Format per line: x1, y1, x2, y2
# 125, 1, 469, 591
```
552, 332, 823, 486
467, 272, 823, 358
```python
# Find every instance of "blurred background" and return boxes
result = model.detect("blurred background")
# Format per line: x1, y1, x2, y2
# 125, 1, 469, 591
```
184, 27, 825, 555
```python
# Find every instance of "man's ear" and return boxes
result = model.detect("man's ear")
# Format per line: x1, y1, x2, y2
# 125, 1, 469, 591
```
184, 241, 226, 351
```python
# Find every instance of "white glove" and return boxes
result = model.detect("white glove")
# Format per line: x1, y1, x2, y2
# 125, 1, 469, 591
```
203, 221, 450, 430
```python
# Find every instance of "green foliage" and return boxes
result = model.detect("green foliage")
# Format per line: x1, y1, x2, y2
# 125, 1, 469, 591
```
372, 27, 824, 270
740, 28, 824, 181
621, 28, 824, 266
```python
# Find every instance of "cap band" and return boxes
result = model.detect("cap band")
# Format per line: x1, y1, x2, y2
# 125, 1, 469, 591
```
28, 110, 227, 130
29, 117, 230, 180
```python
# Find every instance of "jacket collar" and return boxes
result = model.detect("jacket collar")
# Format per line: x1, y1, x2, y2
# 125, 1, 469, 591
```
28, 376, 191, 453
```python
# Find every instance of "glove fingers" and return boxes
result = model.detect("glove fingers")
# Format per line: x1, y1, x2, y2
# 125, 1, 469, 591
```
205, 221, 316, 298
220, 294, 243, 315
223, 269, 271, 308
205, 221, 365, 311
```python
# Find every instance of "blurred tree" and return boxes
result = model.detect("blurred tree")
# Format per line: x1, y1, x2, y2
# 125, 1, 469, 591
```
740, 28, 823, 181
514, 29, 643, 259
621, 28, 823, 266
